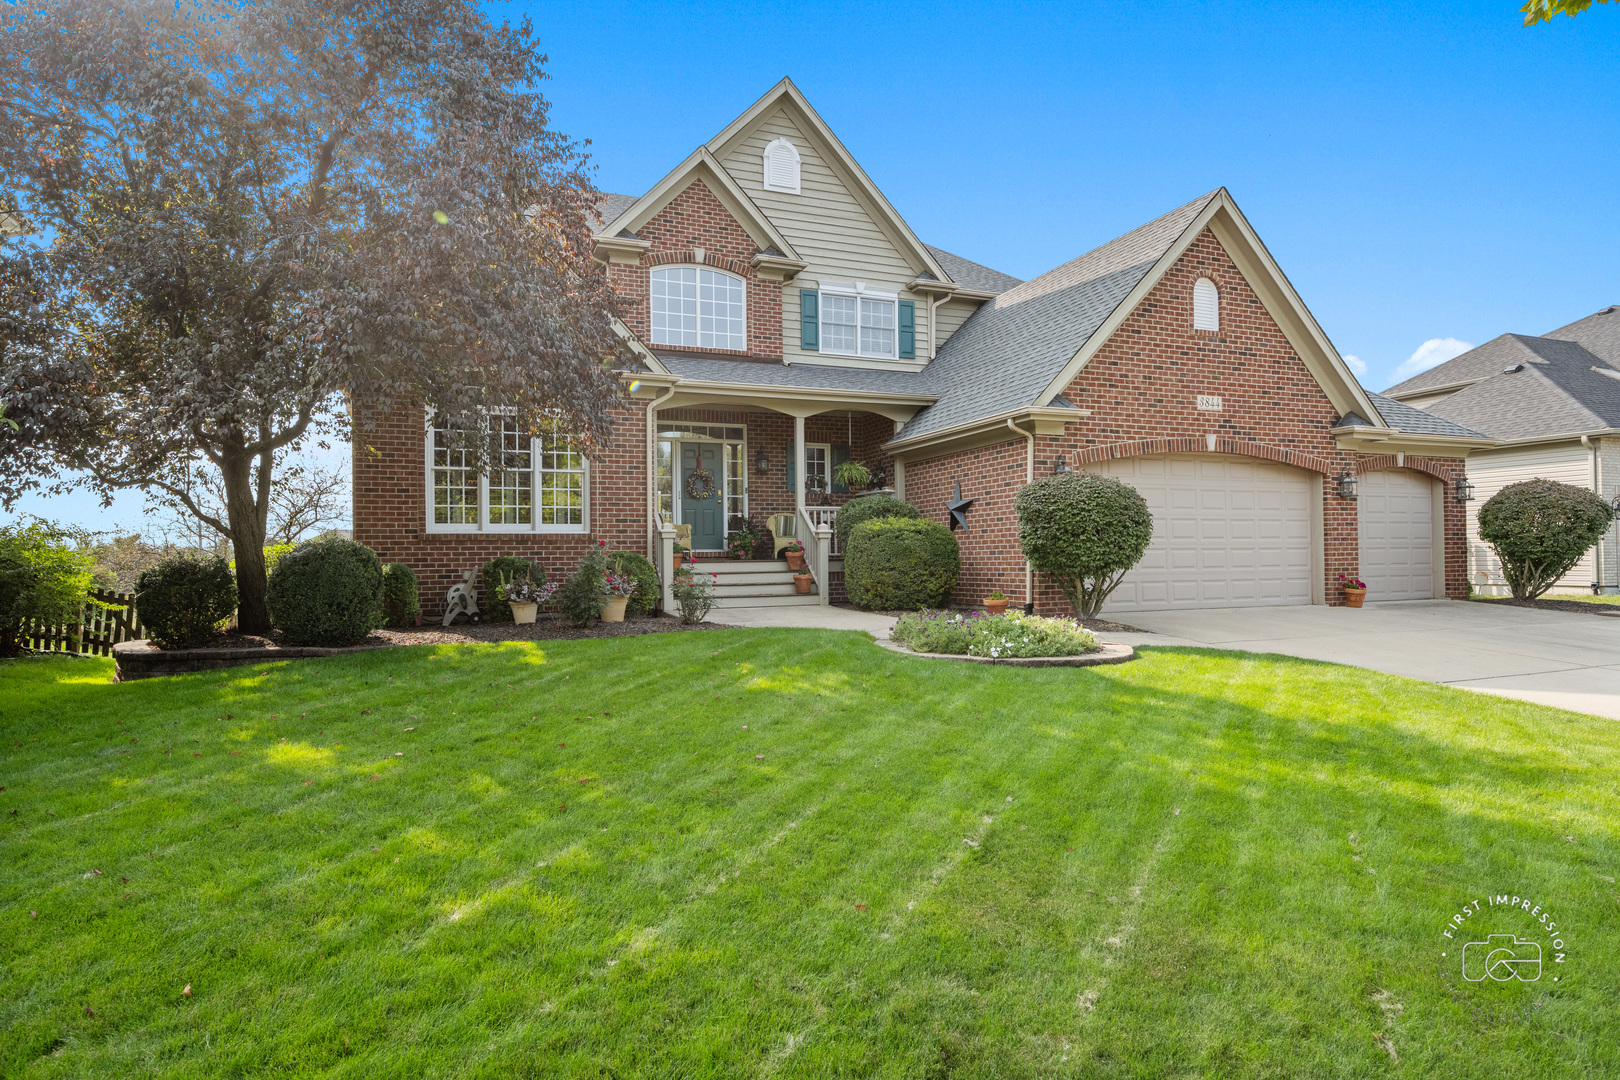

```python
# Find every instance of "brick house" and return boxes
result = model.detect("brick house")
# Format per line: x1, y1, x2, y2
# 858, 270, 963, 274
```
353, 78, 1492, 618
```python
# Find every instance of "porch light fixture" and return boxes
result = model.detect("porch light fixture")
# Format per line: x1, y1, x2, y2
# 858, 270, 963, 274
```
1454, 476, 1474, 502
755, 449, 769, 473
1052, 457, 1068, 474
1336, 472, 1358, 500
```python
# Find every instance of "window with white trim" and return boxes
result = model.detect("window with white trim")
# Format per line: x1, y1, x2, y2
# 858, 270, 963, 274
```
428, 414, 587, 532
804, 443, 830, 494
1193, 277, 1219, 331
819, 283, 896, 359
762, 137, 801, 194
650, 266, 746, 351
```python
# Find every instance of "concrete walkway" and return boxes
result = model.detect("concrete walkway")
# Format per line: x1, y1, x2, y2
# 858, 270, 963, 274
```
1110, 600, 1620, 720
714, 605, 897, 638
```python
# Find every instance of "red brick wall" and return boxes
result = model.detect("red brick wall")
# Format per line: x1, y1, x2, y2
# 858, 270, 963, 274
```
608, 180, 783, 360
902, 227, 1471, 612
352, 400, 649, 617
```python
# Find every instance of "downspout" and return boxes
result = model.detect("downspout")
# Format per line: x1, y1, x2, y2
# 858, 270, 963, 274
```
1008, 417, 1036, 612
1583, 434, 1605, 593
929, 292, 949, 359
646, 383, 677, 560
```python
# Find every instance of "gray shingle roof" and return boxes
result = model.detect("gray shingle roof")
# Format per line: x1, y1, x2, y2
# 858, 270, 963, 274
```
895, 192, 1219, 441
1426, 337, 1620, 440
1545, 304, 1620, 366
923, 246, 1023, 294
1381, 334, 1545, 397
1365, 393, 1488, 439
594, 192, 641, 230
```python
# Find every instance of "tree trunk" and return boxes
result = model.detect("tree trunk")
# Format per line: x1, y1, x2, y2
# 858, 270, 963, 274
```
221, 451, 272, 633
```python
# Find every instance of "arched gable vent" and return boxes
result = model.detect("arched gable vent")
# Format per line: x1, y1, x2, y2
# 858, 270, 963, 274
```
1192, 277, 1219, 331
763, 138, 801, 195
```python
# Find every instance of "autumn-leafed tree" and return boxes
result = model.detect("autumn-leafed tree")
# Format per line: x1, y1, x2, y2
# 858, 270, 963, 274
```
0, 0, 625, 631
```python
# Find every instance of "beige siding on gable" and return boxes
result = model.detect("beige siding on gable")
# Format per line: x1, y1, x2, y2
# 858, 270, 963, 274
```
721, 108, 934, 368
932, 297, 982, 355
1465, 443, 1602, 595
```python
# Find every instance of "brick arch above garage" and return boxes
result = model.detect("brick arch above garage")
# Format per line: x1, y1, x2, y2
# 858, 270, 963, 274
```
1067, 436, 1340, 478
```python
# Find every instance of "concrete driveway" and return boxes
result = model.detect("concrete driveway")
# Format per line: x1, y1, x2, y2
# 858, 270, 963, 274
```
1110, 600, 1620, 720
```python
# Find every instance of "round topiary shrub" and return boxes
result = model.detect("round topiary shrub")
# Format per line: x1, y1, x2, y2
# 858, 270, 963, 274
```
135, 555, 239, 650
1478, 478, 1614, 599
844, 517, 960, 610
605, 550, 659, 616
480, 556, 544, 622
835, 492, 922, 553
1016, 471, 1153, 619
266, 537, 383, 646
379, 563, 420, 628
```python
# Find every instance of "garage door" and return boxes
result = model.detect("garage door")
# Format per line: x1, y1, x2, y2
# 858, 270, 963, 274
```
1085, 455, 1314, 612
1358, 470, 1435, 601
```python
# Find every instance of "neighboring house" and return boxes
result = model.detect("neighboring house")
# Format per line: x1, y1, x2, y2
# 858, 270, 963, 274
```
1381, 306, 1620, 595
354, 79, 1491, 616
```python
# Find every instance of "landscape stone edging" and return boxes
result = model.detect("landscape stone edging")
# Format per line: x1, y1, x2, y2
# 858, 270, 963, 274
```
873, 638, 1136, 667
112, 639, 392, 682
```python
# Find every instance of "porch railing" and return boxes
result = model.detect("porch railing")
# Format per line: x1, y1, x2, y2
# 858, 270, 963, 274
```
804, 506, 840, 556
796, 506, 833, 606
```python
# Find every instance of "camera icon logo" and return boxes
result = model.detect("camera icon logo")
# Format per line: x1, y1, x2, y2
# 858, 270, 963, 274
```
1462, 934, 1542, 982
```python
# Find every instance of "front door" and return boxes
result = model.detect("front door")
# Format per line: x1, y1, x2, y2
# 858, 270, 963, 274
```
680, 442, 725, 550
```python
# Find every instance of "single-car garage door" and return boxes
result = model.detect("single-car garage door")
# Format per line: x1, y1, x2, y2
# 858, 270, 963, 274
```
1358, 470, 1435, 601
1085, 455, 1314, 612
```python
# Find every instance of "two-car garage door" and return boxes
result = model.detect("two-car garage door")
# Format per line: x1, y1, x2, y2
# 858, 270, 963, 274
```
1085, 456, 1313, 612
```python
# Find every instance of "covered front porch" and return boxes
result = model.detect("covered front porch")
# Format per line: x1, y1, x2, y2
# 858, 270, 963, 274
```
635, 372, 933, 608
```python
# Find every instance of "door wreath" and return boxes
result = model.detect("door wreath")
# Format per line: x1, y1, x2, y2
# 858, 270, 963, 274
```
684, 467, 717, 501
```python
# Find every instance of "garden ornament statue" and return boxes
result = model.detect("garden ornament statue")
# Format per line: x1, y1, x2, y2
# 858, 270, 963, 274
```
442, 570, 480, 626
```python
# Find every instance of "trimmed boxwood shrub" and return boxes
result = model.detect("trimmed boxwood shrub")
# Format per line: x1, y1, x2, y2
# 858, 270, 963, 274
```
1016, 471, 1153, 619
835, 492, 921, 552
135, 555, 238, 650
266, 537, 383, 646
379, 563, 420, 628
1478, 478, 1614, 599
605, 550, 659, 616
844, 517, 960, 610
480, 556, 544, 621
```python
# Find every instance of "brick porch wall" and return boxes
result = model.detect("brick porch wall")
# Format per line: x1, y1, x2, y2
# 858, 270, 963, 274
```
352, 400, 650, 618
901, 226, 1470, 613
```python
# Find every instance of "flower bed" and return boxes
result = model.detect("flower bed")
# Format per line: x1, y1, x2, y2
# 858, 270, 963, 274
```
890, 610, 1100, 659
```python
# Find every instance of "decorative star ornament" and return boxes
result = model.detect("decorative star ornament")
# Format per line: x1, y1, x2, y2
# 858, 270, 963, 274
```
948, 481, 975, 533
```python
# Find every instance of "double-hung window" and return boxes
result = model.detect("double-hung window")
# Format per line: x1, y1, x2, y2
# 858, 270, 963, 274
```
650, 266, 747, 351
819, 283, 897, 360
427, 413, 588, 533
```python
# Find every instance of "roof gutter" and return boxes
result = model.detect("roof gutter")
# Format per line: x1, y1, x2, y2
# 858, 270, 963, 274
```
885, 405, 1091, 458
1328, 424, 1496, 452
1473, 427, 1620, 450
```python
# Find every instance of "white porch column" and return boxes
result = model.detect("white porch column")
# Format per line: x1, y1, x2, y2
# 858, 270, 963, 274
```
893, 458, 905, 500
794, 414, 806, 513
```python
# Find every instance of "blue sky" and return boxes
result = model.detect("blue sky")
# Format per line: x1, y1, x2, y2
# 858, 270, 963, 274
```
11, 0, 1618, 533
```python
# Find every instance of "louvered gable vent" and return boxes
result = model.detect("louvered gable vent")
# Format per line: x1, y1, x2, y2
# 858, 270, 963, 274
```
1193, 277, 1219, 331
763, 138, 801, 194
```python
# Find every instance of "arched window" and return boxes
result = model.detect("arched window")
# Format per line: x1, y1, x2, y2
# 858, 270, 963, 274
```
650, 266, 747, 351
762, 137, 801, 194
1193, 277, 1219, 331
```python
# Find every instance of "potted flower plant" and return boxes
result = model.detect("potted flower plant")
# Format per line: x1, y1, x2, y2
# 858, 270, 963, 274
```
601, 569, 638, 623
793, 567, 814, 594
782, 538, 805, 571
496, 570, 554, 625
672, 541, 687, 570
832, 459, 872, 494
1338, 573, 1368, 608
983, 589, 1009, 615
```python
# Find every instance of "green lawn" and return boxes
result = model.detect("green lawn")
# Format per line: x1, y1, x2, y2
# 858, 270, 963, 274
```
2, 631, 1616, 1078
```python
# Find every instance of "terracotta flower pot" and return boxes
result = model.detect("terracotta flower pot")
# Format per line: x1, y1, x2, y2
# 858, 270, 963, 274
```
1343, 588, 1367, 608
785, 551, 804, 571
673, 552, 684, 570
983, 598, 1009, 615
794, 574, 813, 594
508, 600, 538, 625
601, 596, 629, 623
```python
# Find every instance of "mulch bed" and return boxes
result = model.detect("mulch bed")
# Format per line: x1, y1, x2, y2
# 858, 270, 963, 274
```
838, 604, 1144, 635
191, 629, 394, 650
1472, 597, 1620, 618
373, 613, 735, 646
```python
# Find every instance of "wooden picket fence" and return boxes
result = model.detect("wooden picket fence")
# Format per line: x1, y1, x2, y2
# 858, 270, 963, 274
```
17, 588, 145, 657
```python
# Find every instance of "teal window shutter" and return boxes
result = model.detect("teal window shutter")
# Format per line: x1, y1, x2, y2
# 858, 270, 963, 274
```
785, 442, 796, 492
898, 300, 915, 359
831, 444, 851, 493
800, 290, 818, 350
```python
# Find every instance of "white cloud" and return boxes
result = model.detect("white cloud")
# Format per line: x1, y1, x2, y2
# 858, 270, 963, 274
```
1393, 337, 1473, 380
1342, 353, 1367, 377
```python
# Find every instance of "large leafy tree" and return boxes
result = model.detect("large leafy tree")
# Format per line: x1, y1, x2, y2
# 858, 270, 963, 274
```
0, 0, 625, 631
1521, 0, 1613, 22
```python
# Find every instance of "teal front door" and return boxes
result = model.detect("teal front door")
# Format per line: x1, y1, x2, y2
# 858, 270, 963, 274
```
680, 443, 725, 550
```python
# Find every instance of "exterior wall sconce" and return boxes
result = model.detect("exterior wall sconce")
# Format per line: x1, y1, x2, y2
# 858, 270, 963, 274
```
755, 450, 769, 473
1454, 477, 1474, 502
1052, 457, 1068, 474
1336, 472, 1358, 500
